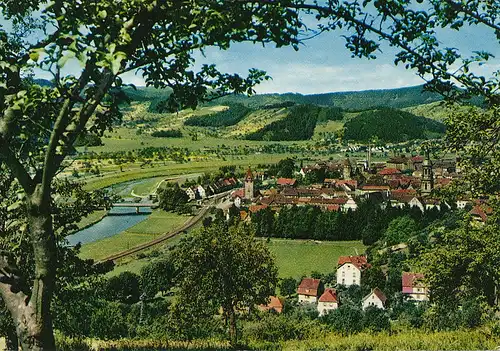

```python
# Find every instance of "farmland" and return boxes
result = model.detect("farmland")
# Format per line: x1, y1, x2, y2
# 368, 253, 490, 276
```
106, 238, 366, 279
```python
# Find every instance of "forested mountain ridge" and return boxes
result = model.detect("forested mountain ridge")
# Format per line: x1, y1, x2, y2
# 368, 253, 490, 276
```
121, 84, 442, 112
343, 108, 445, 142
112, 85, 447, 143
207, 85, 443, 110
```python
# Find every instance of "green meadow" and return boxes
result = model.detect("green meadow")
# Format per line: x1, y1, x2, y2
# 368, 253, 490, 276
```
266, 239, 366, 278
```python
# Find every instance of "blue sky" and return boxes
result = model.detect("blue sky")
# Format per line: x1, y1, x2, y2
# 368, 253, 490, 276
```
3, 9, 500, 95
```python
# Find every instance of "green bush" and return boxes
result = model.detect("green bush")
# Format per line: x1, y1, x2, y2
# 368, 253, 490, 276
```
89, 301, 129, 340
243, 313, 320, 343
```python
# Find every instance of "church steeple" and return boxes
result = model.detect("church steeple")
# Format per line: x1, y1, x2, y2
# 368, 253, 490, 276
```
421, 152, 434, 195
343, 157, 352, 180
244, 167, 254, 200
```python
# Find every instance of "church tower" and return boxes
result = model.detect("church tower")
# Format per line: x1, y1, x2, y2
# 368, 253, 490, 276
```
244, 167, 254, 200
343, 158, 352, 180
421, 153, 434, 194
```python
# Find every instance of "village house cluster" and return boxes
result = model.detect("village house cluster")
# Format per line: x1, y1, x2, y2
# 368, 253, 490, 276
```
226, 152, 492, 224
260, 255, 429, 316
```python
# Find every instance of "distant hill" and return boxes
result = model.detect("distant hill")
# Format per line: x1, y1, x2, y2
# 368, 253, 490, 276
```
119, 85, 448, 143
33, 78, 53, 87
343, 108, 445, 143
212, 85, 443, 110
126, 84, 443, 111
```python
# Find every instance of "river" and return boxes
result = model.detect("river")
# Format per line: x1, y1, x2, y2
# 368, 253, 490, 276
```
67, 173, 201, 246
66, 207, 152, 246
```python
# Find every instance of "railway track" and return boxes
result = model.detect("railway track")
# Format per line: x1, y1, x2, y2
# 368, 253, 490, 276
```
98, 190, 232, 263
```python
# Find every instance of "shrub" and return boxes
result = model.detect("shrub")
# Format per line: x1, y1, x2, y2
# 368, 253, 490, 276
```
151, 129, 183, 138
362, 306, 391, 332
243, 314, 320, 343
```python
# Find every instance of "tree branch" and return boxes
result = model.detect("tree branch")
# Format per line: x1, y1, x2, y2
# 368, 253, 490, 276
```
445, 0, 500, 33
0, 137, 35, 194
0, 253, 30, 321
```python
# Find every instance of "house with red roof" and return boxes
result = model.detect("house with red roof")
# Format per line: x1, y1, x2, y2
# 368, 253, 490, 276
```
336, 256, 371, 286
277, 178, 297, 187
317, 288, 338, 316
297, 278, 321, 303
248, 204, 268, 214
362, 288, 387, 310
402, 272, 429, 301
258, 296, 284, 314
470, 205, 493, 224
379, 168, 402, 176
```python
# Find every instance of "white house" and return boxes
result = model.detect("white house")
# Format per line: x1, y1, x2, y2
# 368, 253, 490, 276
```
408, 197, 425, 212
362, 288, 387, 310
343, 196, 358, 212
456, 199, 471, 209
231, 188, 245, 208
234, 196, 242, 208
336, 256, 370, 286
317, 288, 338, 316
185, 187, 196, 201
197, 185, 206, 199
297, 278, 321, 304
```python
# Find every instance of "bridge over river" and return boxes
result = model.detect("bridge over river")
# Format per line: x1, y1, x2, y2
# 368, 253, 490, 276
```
111, 202, 158, 213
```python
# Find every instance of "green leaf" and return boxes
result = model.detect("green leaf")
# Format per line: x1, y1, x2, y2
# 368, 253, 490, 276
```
29, 51, 40, 62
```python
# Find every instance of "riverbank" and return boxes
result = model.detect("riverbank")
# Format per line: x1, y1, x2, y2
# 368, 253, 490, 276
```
79, 210, 190, 260
70, 209, 109, 235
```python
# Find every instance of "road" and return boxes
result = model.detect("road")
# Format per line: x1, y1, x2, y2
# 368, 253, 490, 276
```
98, 189, 233, 263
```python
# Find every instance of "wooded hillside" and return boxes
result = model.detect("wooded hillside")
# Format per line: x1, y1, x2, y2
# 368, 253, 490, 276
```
343, 108, 445, 142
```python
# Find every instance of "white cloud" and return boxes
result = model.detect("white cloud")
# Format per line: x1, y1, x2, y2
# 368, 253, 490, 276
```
253, 62, 425, 94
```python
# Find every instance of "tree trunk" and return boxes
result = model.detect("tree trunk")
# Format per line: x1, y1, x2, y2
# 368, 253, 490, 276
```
228, 308, 237, 347
14, 189, 57, 351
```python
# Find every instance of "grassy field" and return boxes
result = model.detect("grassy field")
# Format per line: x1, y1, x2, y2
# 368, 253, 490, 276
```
79, 211, 190, 260
266, 239, 366, 278
280, 329, 500, 351
314, 120, 344, 134
109, 233, 185, 277
54, 327, 500, 350
90, 124, 307, 153
130, 176, 167, 196
109, 238, 366, 279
